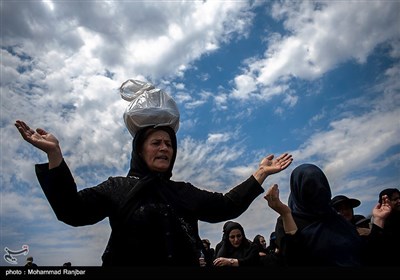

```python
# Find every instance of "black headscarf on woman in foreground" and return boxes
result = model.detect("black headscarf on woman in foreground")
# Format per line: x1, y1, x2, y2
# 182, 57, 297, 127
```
113, 126, 204, 265
119, 126, 180, 228
275, 163, 365, 266
127, 126, 177, 179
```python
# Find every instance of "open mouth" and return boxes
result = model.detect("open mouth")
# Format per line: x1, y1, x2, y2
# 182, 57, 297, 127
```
156, 155, 169, 161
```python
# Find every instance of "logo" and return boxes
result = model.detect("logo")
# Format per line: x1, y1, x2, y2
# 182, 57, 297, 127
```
4, 245, 29, 265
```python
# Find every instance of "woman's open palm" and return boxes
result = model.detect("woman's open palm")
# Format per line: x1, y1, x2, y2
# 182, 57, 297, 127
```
15, 120, 59, 153
259, 153, 292, 175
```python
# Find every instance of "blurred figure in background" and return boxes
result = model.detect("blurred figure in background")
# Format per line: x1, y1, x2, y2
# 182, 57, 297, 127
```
330, 195, 361, 225
256, 231, 284, 267
266, 231, 279, 255
24, 256, 38, 268
353, 214, 371, 237
200, 239, 215, 267
252, 234, 268, 257
373, 188, 400, 266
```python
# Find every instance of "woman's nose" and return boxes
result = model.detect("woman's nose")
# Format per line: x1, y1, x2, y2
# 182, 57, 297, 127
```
159, 142, 168, 150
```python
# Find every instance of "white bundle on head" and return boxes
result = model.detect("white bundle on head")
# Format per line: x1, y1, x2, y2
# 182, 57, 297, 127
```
120, 79, 180, 137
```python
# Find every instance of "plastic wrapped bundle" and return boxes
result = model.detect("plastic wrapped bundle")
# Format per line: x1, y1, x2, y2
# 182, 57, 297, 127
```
120, 79, 180, 137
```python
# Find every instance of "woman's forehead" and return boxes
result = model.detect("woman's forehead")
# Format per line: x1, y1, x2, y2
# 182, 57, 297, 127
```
146, 129, 171, 140
229, 228, 242, 234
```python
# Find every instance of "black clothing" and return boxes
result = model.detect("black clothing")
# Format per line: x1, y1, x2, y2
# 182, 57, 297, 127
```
368, 210, 400, 266
214, 221, 234, 257
25, 262, 38, 268
202, 247, 215, 267
36, 161, 262, 266
35, 126, 263, 266
377, 188, 400, 265
252, 234, 268, 255
275, 163, 365, 267
253, 233, 283, 267
215, 221, 260, 266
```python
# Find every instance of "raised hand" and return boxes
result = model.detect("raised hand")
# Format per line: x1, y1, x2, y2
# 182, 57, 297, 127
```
264, 184, 291, 216
15, 120, 59, 153
259, 153, 293, 176
372, 195, 392, 228
264, 183, 298, 234
252, 153, 293, 185
15, 120, 62, 168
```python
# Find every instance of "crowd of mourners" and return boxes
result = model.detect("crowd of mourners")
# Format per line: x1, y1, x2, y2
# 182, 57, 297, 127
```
200, 185, 400, 267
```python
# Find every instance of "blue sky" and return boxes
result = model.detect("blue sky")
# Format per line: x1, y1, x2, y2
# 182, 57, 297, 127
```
1, 0, 399, 266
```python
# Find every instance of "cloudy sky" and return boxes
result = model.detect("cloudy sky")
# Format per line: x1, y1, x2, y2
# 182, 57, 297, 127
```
1, 0, 399, 266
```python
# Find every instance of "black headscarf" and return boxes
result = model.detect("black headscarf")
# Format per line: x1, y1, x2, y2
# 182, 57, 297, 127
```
119, 125, 179, 227
286, 163, 365, 266
289, 163, 336, 222
215, 221, 252, 259
113, 126, 203, 266
127, 125, 177, 179
252, 234, 268, 254
214, 221, 234, 256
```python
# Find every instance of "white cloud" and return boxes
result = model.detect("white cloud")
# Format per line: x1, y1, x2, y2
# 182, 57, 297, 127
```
0, 192, 54, 221
173, 135, 247, 190
231, 74, 258, 99
207, 133, 230, 144
231, 1, 400, 100
295, 83, 400, 189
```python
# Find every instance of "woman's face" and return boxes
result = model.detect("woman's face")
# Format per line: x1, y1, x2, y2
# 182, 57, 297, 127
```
259, 236, 267, 249
228, 229, 243, 248
141, 130, 173, 173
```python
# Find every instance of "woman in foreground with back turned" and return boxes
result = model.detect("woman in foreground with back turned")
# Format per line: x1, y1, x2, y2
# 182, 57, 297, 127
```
264, 163, 391, 267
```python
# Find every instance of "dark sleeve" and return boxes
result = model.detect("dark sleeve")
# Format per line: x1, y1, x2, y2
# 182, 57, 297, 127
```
237, 243, 261, 266
277, 232, 306, 266
274, 217, 306, 266
362, 224, 388, 266
214, 242, 222, 257
35, 159, 126, 226
179, 175, 264, 223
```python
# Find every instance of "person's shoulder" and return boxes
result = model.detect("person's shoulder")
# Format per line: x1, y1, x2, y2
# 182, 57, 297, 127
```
107, 176, 138, 183
92, 176, 139, 193
249, 242, 261, 251
170, 180, 198, 189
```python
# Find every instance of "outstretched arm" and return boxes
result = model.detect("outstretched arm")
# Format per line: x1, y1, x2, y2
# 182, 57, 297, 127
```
252, 153, 293, 185
15, 120, 63, 169
264, 184, 297, 235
